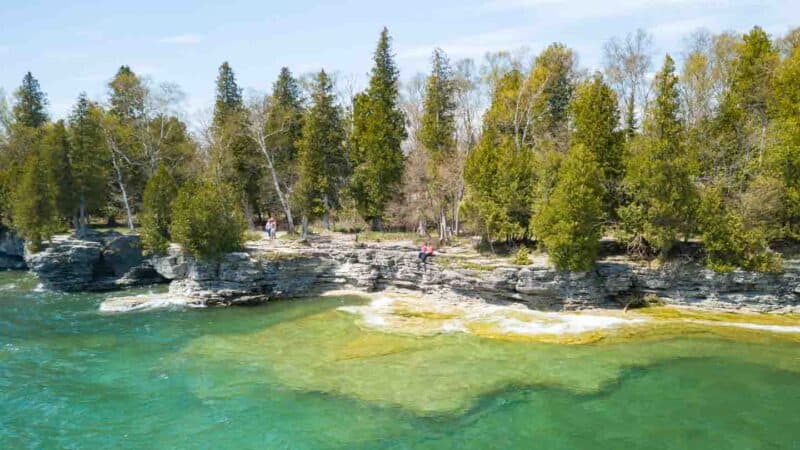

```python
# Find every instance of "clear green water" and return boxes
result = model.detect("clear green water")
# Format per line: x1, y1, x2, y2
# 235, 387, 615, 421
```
2, 271, 799, 449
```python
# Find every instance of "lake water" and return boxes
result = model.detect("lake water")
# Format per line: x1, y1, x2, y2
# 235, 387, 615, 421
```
1, 271, 799, 449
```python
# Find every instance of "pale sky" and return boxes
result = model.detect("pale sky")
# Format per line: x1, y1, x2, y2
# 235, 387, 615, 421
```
1, 0, 796, 121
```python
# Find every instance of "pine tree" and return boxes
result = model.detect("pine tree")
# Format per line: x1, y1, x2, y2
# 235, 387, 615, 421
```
109, 66, 146, 122
294, 70, 348, 237
619, 55, 697, 257
462, 70, 535, 242
533, 144, 605, 271
41, 120, 77, 222
12, 72, 48, 128
210, 62, 262, 225
170, 179, 246, 260
12, 150, 59, 250
698, 183, 779, 272
140, 165, 178, 254
419, 48, 458, 241
265, 67, 304, 213
349, 28, 407, 230
571, 74, 624, 216
419, 48, 456, 160
68, 94, 109, 234
213, 62, 244, 129
760, 44, 800, 238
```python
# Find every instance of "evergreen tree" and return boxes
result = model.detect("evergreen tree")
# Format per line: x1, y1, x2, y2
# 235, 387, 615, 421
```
419, 48, 458, 240
109, 66, 146, 122
619, 55, 697, 257
212, 62, 244, 129
698, 183, 779, 272
571, 74, 624, 216
533, 144, 605, 271
140, 165, 178, 254
294, 70, 348, 237
349, 28, 407, 230
528, 43, 576, 150
68, 94, 109, 233
462, 70, 535, 241
12, 150, 59, 250
419, 48, 456, 160
265, 67, 304, 217
12, 72, 48, 128
41, 120, 77, 222
760, 45, 800, 238
170, 179, 246, 260
210, 62, 262, 225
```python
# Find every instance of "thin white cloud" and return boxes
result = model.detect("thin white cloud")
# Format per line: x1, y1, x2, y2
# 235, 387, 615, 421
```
159, 34, 201, 45
0, 45, 10, 54
649, 17, 717, 39
398, 27, 538, 61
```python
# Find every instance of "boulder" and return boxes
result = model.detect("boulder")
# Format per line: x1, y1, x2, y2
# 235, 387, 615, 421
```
0, 228, 26, 270
25, 232, 166, 291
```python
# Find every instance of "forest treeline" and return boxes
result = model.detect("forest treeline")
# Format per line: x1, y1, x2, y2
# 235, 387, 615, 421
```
0, 26, 798, 271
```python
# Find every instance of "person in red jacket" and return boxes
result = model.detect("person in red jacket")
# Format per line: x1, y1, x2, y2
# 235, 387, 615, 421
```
418, 242, 434, 264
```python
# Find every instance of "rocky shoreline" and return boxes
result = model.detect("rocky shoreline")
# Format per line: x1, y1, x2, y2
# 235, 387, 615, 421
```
8, 231, 800, 314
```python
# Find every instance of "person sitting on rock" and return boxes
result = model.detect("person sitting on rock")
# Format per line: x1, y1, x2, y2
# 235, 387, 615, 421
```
418, 242, 435, 264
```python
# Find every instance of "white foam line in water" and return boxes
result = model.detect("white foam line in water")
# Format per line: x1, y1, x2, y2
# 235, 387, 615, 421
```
338, 295, 645, 337
495, 314, 645, 336
688, 320, 800, 334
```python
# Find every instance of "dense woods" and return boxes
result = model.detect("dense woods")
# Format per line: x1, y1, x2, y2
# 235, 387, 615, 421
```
1, 25, 799, 271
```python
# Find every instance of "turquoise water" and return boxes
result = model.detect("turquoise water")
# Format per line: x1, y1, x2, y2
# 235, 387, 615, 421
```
1, 270, 799, 449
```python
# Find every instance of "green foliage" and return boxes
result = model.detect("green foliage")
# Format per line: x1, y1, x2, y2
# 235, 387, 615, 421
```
348, 28, 407, 228
212, 62, 244, 129
294, 70, 348, 221
67, 94, 109, 222
266, 67, 304, 187
140, 165, 178, 255
761, 45, 800, 238
533, 144, 605, 271
571, 74, 623, 215
419, 48, 456, 160
698, 184, 780, 273
619, 55, 697, 257
170, 180, 246, 259
462, 71, 535, 241
12, 72, 48, 128
728, 27, 778, 124
109, 66, 146, 122
210, 62, 262, 217
41, 120, 77, 221
513, 247, 531, 266
11, 150, 60, 249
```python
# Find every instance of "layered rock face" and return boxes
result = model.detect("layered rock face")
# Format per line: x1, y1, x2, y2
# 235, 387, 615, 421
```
0, 228, 26, 270
25, 232, 166, 291
151, 241, 800, 312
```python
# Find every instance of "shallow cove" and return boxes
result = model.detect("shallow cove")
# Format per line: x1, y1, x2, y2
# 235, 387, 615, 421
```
2, 271, 799, 449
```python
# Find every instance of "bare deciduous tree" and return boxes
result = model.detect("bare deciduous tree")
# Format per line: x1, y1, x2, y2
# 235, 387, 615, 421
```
603, 29, 654, 136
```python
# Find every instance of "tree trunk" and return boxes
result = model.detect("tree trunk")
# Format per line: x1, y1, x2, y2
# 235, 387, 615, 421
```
301, 215, 309, 239
257, 144, 295, 233
322, 195, 330, 231
438, 207, 449, 243
416, 217, 426, 236
371, 216, 382, 232
110, 152, 135, 231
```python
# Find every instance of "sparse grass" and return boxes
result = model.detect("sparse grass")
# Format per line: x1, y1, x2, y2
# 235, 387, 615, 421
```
356, 231, 423, 243
257, 251, 305, 262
